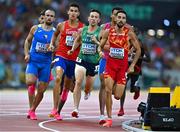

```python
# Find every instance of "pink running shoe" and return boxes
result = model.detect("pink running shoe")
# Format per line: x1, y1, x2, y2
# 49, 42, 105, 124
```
27, 110, 31, 119
99, 115, 106, 125
71, 109, 79, 118
29, 110, 37, 120
117, 108, 124, 116
103, 119, 112, 127
48, 109, 57, 117
54, 113, 63, 120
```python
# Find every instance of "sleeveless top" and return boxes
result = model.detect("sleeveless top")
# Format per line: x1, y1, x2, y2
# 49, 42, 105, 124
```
30, 24, 55, 63
55, 20, 84, 61
108, 26, 129, 61
78, 26, 101, 64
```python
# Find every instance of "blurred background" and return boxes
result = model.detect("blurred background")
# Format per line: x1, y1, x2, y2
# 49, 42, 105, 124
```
0, 0, 179, 89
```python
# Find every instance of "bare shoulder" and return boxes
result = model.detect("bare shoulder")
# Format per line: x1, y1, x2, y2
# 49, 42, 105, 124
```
30, 25, 38, 34
57, 22, 65, 31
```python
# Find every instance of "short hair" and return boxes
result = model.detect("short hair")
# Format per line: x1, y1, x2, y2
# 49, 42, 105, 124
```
116, 10, 127, 16
90, 9, 101, 17
40, 10, 46, 16
112, 7, 123, 13
68, 3, 80, 11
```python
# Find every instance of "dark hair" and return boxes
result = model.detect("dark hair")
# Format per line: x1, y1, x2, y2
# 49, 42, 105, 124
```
112, 7, 123, 13
68, 3, 80, 11
116, 10, 127, 16
40, 10, 46, 16
90, 9, 101, 17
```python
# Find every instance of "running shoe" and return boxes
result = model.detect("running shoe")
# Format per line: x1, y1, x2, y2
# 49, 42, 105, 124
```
48, 109, 57, 117
27, 110, 31, 119
71, 109, 79, 118
84, 93, 90, 100
28, 110, 37, 120
134, 90, 140, 100
54, 113, 63, 120
117, 108, 124, 116
103, 119, 112, 127
99, 115, 106, 125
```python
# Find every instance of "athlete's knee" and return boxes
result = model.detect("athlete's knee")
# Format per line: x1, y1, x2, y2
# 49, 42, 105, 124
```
26, 79, 35, 86
75, 79, 83, 88
55, 75, 62, 84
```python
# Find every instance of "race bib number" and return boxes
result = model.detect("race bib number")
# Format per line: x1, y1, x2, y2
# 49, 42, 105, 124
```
65, 36, 74, 46
82, 43, 96, 54
35, 42, 48, 53
109, 48, 124, 59
76, 57, 82, 63
94, 65, 99, 72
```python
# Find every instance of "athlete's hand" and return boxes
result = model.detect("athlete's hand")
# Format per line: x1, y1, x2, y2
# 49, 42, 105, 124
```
67, 49, 74, 55
24, 54, 30, 63
98, 51, 104, 58
72, 32, 78, 39
127, 65, 134, 74
91, 35, 99, 44
47, 44, 55, 52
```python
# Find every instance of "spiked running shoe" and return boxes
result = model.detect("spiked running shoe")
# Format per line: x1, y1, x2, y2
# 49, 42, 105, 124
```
99, 115, 106, 125
103, 119, 112, 127
28, 110, 37, 120
48, 109, 57, 117
84, 93, 90, 100
71, 109, 79, 118
117, 108, 124, 116
134, 90, 140, 100
54, 113, 63, 120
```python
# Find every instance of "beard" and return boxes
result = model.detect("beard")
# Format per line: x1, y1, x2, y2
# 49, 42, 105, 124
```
45, 21, 52, 26
117, 22, 124, 28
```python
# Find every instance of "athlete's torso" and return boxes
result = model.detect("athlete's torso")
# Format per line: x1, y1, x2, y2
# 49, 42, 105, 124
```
55, 20, 84, 61
108, 26, 129, 62
30, 24, 55, 63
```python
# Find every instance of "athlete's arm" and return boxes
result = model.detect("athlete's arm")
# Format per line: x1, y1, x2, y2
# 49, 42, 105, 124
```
142, 42, 151, 62
49, 22, 63, 50
128, 30, 141, 73
67, 28, 82, 55
24, 25, 37, 63
98, 30, 109, 57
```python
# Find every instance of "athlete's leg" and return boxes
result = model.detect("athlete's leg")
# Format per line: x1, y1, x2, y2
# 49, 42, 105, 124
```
72, 64, 86, 117
84, 76, 95, 100
130, 74, 140, 100
28, 84, 36, 108
103, 76, 114, 127
50, 66, 64, 117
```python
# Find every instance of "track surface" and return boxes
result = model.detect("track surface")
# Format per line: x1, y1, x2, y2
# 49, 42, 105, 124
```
0, 90, 148, 131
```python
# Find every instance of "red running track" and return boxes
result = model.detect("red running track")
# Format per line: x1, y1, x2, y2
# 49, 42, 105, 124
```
0, 90, 148, 131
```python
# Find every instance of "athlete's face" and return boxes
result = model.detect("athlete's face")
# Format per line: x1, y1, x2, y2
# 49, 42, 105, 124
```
68, 7, 80, 20
44, 10, 55, 25
88, 12, 100, 26
38, 15, 45, 24
116, 12, 126, 28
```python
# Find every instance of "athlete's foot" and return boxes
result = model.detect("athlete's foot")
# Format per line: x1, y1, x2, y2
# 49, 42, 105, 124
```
103, 119, 112, 127
117, 108, 124, 116
71, 109, 79, 118
28, 110, 37, 120
84, 92, 90, 100
27, 110, 31, 119
54, 113, 63, 120
134, 90, 140, 100
99, 115, 106, 125
48, 109, 57, 117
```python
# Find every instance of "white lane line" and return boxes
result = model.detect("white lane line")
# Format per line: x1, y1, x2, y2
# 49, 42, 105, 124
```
38, 114, 138, 132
